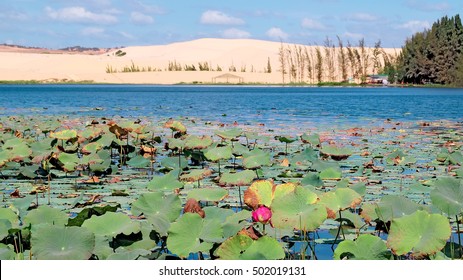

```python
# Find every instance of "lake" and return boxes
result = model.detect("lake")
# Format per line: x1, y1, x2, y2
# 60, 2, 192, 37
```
1, 85, 462, 126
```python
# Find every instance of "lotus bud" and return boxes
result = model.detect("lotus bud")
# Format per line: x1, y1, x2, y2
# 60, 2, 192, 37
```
252, 206, 272, 224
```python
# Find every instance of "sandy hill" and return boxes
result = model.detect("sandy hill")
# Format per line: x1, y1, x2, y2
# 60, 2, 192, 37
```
0, 38, 399, 84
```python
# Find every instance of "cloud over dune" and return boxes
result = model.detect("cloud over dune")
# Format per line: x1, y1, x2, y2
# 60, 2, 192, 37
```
200, 10, 244, 25
45, 6, 118, 24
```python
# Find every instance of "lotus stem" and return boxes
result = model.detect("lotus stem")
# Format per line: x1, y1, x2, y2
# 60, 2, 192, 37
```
238, 186, 243, 209
457, 215, 462, 258
218, 160, 221, 176
47, 174, 51, 205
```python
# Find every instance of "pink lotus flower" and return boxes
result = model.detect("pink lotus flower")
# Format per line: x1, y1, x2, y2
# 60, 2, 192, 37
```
252, 206, 272, 224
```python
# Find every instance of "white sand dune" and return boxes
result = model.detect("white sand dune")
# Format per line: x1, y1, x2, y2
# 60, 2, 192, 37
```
0, 38, 399, 84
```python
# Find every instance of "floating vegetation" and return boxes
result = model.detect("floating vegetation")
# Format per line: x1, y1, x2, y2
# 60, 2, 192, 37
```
0, 114, 462, 260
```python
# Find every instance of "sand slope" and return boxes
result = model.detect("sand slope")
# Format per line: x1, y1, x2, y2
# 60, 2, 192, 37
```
0, 38, 399, 84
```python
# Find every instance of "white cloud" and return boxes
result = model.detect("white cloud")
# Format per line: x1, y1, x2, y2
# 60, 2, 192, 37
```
45, 6, 118, 24
397, 20, 431, 33
301, 18, 327, 30
222, 28, 251, 39
81, 27, 105, 36
200, 10, 244, 25
130, 12, 154, 24
406, 0, 450, 12
266, 27, 288, 41
119, 31, 136, 40
345, 13, 378, 22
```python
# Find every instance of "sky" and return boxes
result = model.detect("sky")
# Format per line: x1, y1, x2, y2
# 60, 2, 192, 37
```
0, 0, 461, 49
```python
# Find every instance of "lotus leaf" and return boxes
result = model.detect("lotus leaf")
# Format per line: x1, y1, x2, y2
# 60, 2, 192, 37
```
167, 138, 185, 150
301, 172, 323, 187
0, 219, 12, 240
187, 188, 228, 201
167, 213, 222, 258
1, 138, 32, 161
57, 152, 79, 172
243, 149, 271, 169
161, 156, 188, 170
222, 210, 251, 238
82, 142, 103, 154
180, 169, 212, 182
146, 169, 184, 191
131, 192, 181, 236
386, 210, 451, 257
204, 146, 232, 162
215, 128, 242, 140
0, 208, 20, 227
215, 235, 284, 260
244, 180, 275, 209
31, 225, 95, 260
82, 212, 141, 237
126, 155, 151, 168
106, 249, 150, 260
0, 244, 15, 260
271, 185, 325, 231
319, 188, 362, 218
301, 133, 320, 146
164, 119, 186, 133
19, 165, 39, 179
232, 143, 249, 156
24, 205, 68, 227
50, 129, 77, 140
184, 135, 213, 150
67, 204, 119, 227
374, 195, 427, 222
334, 234, 391, 260
320, 145, 353, 160
219, 170, 256, 186
430, 177, 463, 216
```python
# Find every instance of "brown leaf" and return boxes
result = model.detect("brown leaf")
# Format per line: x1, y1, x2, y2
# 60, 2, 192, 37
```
10, 189, 24, 198
238, 226, 262, 240
280, 158, 290, 167
183, 198, 205, 218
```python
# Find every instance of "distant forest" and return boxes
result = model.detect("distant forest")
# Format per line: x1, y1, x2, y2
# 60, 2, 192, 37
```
397, 14, 463, 86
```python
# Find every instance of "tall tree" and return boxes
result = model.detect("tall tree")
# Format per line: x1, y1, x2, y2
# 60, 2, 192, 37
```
337, 36, 348, 82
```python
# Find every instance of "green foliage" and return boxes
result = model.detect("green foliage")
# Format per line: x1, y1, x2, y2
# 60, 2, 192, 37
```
398, 14, 463, 85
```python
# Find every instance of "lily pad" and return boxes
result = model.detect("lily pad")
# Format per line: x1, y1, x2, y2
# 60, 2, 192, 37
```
243, 149, 271, 169
334, 234, 391, 260
374, 195, 427, 222
215, 235, 285, 260
31, 225, 95, 260
126, 155, 151, 168
82, 212, 141, 238
187, 188, 228, 202
386, 210, 451, 257
204, 146, 232, 162
319, 188, 362, 218
430, 177, 463, 216
146, 169, 184, 191
167, 213, 222, 258
219, 170, 256, 186
24, 205, 69, 227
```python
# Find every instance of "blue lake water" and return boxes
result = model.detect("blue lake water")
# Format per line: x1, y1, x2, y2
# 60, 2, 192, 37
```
0, 85, 462, 126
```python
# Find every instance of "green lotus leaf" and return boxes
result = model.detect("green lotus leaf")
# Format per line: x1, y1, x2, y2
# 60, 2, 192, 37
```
1, 138, 32, 161
82, 142, 103, 154
335, 210, 365, 229
385, 149, 406, 165
0, 244, 16, 260
215, 235, 284, 260
82, 212, 140, 238
187, 188, 228, 201
271, 185, 325, 231
57, 152, 79, 172
320, 145, 353, 160
167, 138, 185, 150
30, 138, 54, 157
301, 172, 323, 187
0, 219, 12, 240
312, 159, 342, 180
24, 205, 68, 227
277, 136, 297, 143
386, 210, 451, 257
184, 135, 213, 150
67, 204, 119, 227
204, 146, 232, 162
146, 169, 184, 191
126, 155, 151, 168
106, 249, 150, 260
375, 195, 427, 222
131, 192, 181, 236
243, 149, 271, 169
219, 170, 256, 186
31, 225, 95, 260
161, 156, 188, 170
95, 133, 114, 147
19, 165, 39, 179
319, 188, 362, 218
222, 210, 251, 238
164, 120, 186, 133
301, 133, 320, 146
50, 129, 78, 140
167, 213, 221, 258
215, 128, 242, 140
0, 207, 20, 227
180, 169, 212, 182
334, 234, 391, 260
232, 143, 249, 156
430, 177, 463, 216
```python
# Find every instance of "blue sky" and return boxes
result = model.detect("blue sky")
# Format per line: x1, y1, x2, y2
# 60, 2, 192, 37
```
0, 0, 461, 48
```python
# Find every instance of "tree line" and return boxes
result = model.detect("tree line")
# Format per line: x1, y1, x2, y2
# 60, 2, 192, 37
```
397, 14, 463, 86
